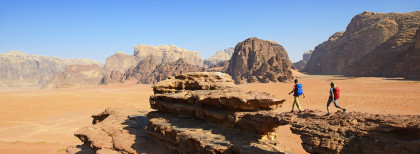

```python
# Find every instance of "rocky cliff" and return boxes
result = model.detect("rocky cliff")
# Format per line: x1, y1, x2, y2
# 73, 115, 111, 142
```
203, 47, 234, 67
134, 44, 203, 67
293, 50, 313, 70
43, 64, 105, 88
227, 37, 294, 84
0, 51, 102, 87
305, 11, 420, 79
103, 52, 138, 73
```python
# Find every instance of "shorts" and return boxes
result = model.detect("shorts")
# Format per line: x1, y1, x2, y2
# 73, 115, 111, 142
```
327, 98, 340, 108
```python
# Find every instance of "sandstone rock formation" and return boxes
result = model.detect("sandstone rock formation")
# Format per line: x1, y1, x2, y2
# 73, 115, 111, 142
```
305, 11, 420, 79
123, 55, 157, 82
67, 108, 171, 154
293, 50, 313, 71
206, 60, 229, 73
288, 110, 420, 154
103, 52, 138, 73
69, 72, 420, 154
227, 38, 294, 84
100, 71, 124, 85
0, 51, 102, 87
137, 58, 204, 84
43, 64, 104, 88
134, 44, 203, 67
148, 72, 293, 153
203, 47, 234, 67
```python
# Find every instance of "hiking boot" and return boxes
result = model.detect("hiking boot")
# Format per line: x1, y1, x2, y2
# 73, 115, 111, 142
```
290, 110, 294, 113
298, 110, 302, 113
343, 108, 347, 114
325, 113, 331, 116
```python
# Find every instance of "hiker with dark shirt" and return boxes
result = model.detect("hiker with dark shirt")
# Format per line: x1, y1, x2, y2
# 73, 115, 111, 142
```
326, 82, 346, 116
288, 79, 304, 113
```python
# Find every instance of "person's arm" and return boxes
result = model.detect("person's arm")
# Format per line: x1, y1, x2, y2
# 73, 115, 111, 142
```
330, 89, 334, 99
303, 92, 305, 98
289, 86, 295, 95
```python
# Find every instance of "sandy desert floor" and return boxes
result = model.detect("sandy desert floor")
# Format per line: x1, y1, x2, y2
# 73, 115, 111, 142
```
0, 75, 419, 154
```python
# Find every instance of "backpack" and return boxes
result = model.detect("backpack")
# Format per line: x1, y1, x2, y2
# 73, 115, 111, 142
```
333, 87, 340, 99
295, 84, 303, 96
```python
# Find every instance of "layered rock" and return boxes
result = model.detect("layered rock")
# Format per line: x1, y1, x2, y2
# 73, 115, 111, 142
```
289, 111, 420, 154
68, 108, 171, 154
137, 59, 204, 84
100, 71, 124, 85
227, 38, 294, 84
0, 51, 102, 87
43, 64, 105, 88
206, 60, 229, 73
103, 52, 138, 73
147, 72, 292, 153
123, 55, 157, 82
203, 47, 234, 67
305, 11, 420, 79
134, 44, 203, 67
293, 50, 313, 71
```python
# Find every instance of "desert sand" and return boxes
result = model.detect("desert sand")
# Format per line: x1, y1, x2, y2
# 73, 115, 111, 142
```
0, 75, 419, 154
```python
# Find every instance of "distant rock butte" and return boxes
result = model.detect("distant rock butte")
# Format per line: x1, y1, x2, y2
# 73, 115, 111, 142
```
293, 50, 313, 71
103, 52, 138, 73
227, 37, 294, 84
204, 47, 234, 67
305, 11, 420, 79
43, 64, 104, 88
0, 51, 102, 87
134, 44, 203, 67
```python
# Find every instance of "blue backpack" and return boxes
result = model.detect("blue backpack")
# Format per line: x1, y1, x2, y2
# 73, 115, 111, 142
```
295, 84, 303, 96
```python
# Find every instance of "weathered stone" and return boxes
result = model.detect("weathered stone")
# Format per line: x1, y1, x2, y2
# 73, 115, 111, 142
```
100, 71, 124, 85
0, 51, 102, 87
134, 44, 203, 67
227, 37, 294, 84
43, 64, 104, 88
103, 52, 138, 73
204, 47, 234, 68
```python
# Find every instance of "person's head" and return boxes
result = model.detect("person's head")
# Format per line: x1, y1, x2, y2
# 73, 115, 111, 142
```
294, 79, 298, 84
330, 82, 335, 88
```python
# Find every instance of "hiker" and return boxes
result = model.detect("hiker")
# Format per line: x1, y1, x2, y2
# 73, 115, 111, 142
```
288, 79, 304, 113
326, 82, 346, 116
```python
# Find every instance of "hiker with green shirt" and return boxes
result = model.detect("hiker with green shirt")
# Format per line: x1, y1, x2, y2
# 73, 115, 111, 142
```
288, 79, 304, 113
326, 82, 346, 116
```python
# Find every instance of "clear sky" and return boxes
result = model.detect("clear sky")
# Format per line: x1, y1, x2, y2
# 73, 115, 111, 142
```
0, 0, 419, 63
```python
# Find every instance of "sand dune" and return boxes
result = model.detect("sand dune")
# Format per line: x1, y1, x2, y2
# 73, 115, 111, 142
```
0, 76, 419, 153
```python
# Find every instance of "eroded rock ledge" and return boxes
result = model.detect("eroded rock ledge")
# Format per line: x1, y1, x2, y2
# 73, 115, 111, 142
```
68, 72, 420, 154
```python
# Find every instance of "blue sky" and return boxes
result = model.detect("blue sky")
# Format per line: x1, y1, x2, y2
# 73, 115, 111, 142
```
0, 0, 419, 63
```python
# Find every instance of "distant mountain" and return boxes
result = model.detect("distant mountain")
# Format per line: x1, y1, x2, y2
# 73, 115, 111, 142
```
134, 44, 203, 67
293, 50, 313, 71
227, 38, 294, 84
104, 52, 138, 73
305, 11, 420, 79
43, 64, 105, 88
0, 51, 102, 87
204, 47, 234, 67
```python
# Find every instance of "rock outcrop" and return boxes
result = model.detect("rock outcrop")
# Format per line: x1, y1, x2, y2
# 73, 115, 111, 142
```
305, 11, 420, 79
0, 51, 102, 87
293, 50, 313, 71
43, 64, 105, 88
136, 58, 204, 84
103, 52, 138, 73
203, 47, 234, 67
67, 108, 171, 154
147, 72, 293, 153
288, 111, 420, 154
227, 38, 294, 84
100, 71, 124, 85
123, 55, 157, 82
206, 60, 229, 73
134, 44, 203, 67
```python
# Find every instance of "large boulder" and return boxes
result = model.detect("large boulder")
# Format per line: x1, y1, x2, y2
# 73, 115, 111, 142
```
227, 37, 294, 84
305, 11, 420, 79
43, 64, 105, 88
134, 44, 203, 67
0, 51, 102, 87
